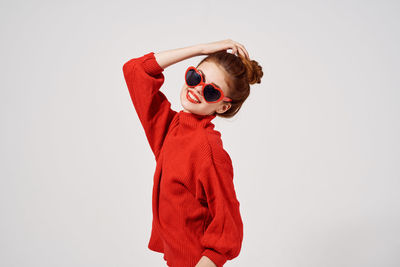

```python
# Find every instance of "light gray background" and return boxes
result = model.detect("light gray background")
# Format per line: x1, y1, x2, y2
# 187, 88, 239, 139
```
1, 0, 399, 266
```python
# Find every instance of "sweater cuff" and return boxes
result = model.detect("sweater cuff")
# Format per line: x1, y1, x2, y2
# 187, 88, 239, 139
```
142, 52, 164, 76
201, 249, 227, 267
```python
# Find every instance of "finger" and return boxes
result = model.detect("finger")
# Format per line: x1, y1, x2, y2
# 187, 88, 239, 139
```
236, 46, 243, 57
238, 46, 246, 57
237, 43, 250, 59
235, 42, 249, 58
232, 47, 238, 56
237, 46, 247, 59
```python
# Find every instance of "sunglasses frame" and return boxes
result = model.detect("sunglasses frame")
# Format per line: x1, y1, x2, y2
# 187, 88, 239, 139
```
184, 66, 232, 103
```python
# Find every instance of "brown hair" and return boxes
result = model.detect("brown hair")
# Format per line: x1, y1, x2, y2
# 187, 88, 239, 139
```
196, 51, 263, 118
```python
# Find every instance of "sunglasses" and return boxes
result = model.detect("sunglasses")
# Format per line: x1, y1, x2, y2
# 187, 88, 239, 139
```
184, 66, 232, 103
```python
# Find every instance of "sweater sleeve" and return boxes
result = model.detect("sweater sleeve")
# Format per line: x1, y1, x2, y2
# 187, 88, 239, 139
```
122, 52, 177, 160
197, 139, 244, 267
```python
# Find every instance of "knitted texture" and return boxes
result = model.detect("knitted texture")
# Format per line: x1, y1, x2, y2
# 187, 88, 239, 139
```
122, 52, 243, 267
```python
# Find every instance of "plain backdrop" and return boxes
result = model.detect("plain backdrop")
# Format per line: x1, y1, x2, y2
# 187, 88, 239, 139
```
1, 0, 399, 266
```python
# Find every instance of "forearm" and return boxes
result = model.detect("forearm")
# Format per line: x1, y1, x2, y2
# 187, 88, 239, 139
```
195, 256, 217, 267
154, 44, 204, 70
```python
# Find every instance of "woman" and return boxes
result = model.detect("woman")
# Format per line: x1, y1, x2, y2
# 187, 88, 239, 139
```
122, 39, 263, 267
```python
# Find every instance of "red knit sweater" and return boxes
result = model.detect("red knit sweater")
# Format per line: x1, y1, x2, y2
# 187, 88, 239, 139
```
122, 52, 243, 267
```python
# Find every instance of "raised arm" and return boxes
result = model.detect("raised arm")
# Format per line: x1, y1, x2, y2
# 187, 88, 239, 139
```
122, 44, 206, 160
122, 52, 177, 161
153, 39, 250, 70
154, 43, 204, 69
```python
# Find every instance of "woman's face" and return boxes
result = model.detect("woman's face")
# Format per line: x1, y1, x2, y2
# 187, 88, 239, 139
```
180, 61, 232, 116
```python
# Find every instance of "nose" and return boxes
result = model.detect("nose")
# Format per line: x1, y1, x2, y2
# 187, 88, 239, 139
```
194, 85, 203, 94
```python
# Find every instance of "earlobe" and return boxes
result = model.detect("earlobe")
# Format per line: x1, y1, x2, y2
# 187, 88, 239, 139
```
216, 103, 231, 114
224, 103, 231, 113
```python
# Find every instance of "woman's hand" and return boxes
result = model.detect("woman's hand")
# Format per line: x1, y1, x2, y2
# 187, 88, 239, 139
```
199, 39, 250, 59
194, 256, 217, 267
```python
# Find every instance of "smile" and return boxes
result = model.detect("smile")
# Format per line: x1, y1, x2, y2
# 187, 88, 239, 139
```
186, 90, 201, 104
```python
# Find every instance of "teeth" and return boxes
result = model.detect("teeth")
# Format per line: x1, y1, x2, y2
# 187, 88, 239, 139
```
188, 91, 200, 103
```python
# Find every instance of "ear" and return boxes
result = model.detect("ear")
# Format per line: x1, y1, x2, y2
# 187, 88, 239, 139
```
216, 102, 232, 114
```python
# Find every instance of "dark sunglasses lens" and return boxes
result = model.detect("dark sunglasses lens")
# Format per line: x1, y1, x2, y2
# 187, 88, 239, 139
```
204, 85, 221, 102
185, 69, 201, 86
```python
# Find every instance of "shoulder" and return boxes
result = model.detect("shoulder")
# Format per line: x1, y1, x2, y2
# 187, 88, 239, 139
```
201, 128, 233, 167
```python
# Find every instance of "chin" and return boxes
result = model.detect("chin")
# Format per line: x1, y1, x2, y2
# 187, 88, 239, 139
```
181, 103, 202, 115
183, 106, 213, 116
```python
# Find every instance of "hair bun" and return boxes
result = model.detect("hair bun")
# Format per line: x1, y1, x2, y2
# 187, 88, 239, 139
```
239, 55, 263, 85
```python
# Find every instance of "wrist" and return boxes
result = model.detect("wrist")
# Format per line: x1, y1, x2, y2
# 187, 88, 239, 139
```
195, 255, 217, 267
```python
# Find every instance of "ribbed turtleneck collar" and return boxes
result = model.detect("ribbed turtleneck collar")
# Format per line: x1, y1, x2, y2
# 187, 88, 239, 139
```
178, 110, 216, 128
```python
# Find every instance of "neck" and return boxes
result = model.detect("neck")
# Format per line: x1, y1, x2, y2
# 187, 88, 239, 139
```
178, 110, 217, 128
